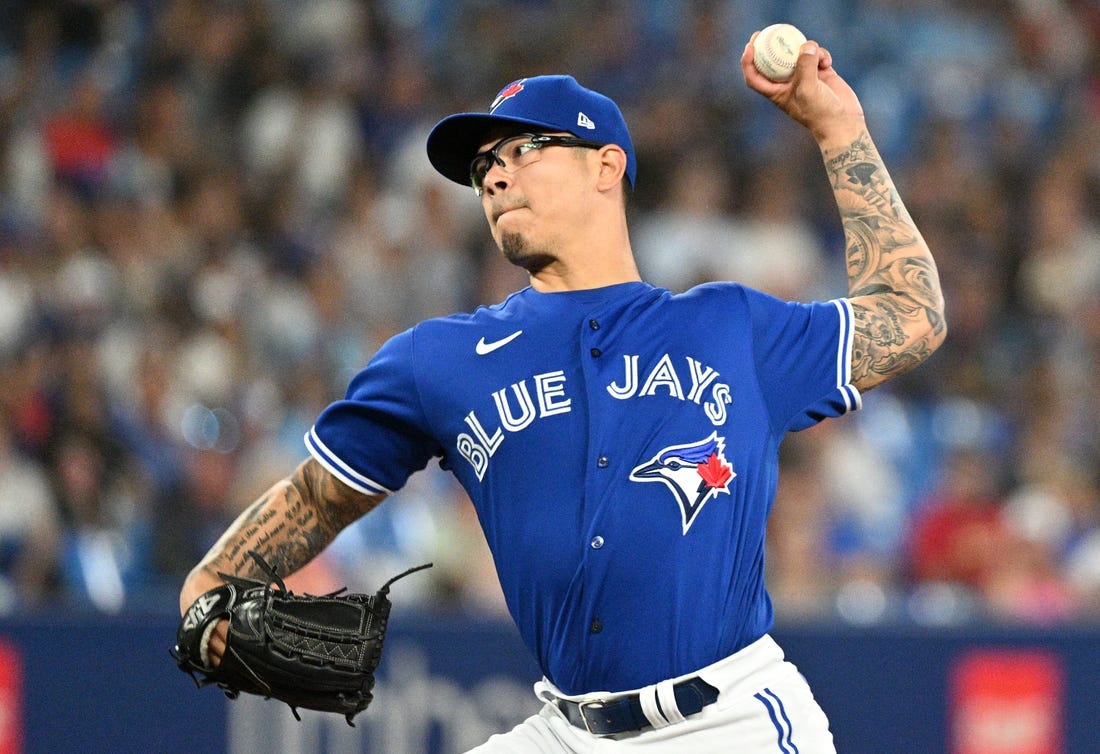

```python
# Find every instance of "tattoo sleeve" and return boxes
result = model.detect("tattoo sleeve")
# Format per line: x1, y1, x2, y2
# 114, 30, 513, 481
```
824, 131, 946, 390
189, 457, 384, 584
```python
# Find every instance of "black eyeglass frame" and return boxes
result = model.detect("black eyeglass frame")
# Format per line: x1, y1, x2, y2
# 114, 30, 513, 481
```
469, 133, 606, 195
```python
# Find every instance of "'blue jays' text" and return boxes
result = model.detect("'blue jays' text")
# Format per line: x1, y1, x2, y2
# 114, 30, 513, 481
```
457, 353, 732, 480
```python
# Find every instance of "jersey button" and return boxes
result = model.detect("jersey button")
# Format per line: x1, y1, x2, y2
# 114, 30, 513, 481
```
590, 536, 604, 549
589, 319, 600, 330
597, 455, 609, 468
590, 347, 602, 358
590, 619, 603, 634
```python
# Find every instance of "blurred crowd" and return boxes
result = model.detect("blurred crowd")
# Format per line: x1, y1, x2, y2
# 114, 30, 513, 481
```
1, 0, 1099, 628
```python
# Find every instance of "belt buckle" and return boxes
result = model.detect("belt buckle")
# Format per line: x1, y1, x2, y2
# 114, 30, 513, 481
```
576, 698, 610, 735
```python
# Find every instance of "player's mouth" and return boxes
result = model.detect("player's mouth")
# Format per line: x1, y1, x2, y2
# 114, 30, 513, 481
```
492, 202, 527, 223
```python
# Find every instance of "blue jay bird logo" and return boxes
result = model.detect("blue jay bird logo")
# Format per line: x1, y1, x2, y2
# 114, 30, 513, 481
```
630, 432, 735, 534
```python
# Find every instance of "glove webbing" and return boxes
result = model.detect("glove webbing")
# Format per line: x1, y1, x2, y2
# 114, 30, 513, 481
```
174, 552, 433, 725
221, 552, 433, 720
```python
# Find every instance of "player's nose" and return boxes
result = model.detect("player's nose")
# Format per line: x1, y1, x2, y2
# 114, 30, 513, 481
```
482, 161, 511, 196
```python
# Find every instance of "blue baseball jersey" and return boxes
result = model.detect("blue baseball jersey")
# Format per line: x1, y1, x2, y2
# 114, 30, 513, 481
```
306, 281, 859, 695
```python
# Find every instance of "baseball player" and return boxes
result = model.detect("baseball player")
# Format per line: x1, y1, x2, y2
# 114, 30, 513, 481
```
180, 33, 945, 752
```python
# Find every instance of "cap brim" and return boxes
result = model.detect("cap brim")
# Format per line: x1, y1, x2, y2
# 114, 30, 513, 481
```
426, 112, 571, 187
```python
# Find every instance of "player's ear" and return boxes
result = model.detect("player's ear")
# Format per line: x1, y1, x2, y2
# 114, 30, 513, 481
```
594, 145, 628, 192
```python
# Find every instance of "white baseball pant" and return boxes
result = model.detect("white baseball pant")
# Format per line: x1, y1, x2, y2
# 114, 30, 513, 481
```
465, 634, 837, 753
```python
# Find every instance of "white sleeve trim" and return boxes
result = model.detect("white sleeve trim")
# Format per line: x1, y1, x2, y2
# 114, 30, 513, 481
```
832, 298, 862, 413
304, 426, 395, 496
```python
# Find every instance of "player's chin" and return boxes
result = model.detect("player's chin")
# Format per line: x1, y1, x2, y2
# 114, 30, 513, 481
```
501, 232, 554, 274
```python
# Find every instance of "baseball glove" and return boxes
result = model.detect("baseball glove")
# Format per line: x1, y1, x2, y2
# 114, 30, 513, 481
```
173, 550, 431, 724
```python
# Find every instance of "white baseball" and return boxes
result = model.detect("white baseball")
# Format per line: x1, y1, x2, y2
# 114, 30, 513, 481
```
753, 23, 808, 82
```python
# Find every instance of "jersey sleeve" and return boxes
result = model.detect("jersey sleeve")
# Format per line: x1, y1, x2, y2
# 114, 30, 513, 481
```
746, 289, 861, 433
305, 327, 440, 495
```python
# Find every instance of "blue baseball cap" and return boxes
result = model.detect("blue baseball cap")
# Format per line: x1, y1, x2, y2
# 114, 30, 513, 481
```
426, 75, 636, 190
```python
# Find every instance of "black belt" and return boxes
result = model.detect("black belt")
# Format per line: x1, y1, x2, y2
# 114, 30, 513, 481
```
556, 677, 720, 736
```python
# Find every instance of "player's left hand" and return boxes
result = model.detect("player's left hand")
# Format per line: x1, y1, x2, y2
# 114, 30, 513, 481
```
173, 551, 431, 725
741, 32, 866, 147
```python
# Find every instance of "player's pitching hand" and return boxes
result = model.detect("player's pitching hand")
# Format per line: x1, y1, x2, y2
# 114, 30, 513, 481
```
741, 32, 866, 148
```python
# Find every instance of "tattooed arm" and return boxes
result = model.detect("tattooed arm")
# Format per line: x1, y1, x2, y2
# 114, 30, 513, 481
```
179, 457, 385, 662
180, 457, 383, 605
825, 134, 945, 390
741, 33, 945, 391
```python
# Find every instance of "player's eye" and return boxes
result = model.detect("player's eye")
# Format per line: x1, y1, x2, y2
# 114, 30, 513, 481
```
468, 134, 554, 195
511, 140, 542, 159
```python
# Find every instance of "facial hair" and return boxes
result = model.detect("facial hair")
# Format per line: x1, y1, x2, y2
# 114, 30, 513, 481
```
501, 230, 555, 275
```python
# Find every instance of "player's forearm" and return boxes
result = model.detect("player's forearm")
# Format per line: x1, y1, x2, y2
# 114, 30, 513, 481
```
179, 457, 384, 612
822, 129, 947, 390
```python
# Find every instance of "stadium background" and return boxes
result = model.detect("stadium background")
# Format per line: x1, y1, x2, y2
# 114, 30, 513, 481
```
0, 1, 1098, 752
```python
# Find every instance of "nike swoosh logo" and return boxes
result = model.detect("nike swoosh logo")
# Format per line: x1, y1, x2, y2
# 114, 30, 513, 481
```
476, 330, 523, 355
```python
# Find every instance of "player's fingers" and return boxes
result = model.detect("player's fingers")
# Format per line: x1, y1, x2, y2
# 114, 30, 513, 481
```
793, 40, 821, 79
205, 619, 229, 667
740, 39, 755, 70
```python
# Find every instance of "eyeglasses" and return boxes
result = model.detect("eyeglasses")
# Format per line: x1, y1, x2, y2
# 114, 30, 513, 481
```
469, 133, 605, 195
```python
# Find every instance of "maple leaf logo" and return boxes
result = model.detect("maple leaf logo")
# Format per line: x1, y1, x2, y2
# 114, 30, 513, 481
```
698, 452, 733, 491
490, 80, 526, 113
630, 432, 736, 534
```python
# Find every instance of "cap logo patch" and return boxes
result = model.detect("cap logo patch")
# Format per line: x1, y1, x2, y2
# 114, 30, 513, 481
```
577, 112, 595, 129
490, 80, 526, 113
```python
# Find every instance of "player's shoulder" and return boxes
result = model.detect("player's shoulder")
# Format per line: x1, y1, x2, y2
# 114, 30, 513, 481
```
412, 287, 528, 333
678, 280, 838, 312
671, 280, 756, 309
672, 282, 850, 334
396, 288, 532, 358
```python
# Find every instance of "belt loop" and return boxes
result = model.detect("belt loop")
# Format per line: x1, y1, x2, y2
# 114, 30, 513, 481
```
533, 679, 558, 705
656, 680, 687, 725
638, 685, 671, 729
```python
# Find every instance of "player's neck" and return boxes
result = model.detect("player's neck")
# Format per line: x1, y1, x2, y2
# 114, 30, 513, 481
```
529, 202, 637, 292
528, 245, 641, 292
